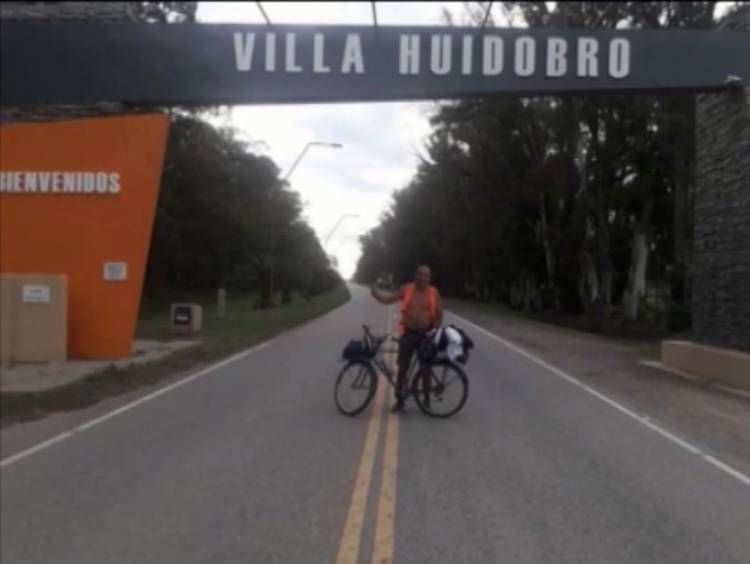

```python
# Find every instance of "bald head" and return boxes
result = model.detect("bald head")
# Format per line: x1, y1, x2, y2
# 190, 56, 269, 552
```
415, 265, 432, 289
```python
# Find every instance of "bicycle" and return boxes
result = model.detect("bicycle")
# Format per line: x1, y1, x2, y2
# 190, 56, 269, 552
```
334, 324, 469, 418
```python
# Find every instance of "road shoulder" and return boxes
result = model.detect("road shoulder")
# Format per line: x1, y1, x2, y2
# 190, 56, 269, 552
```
447, 300, 750, 476
1, 286, 351, 460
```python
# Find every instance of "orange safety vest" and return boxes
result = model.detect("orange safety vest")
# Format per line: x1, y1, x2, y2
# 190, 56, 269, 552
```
398, 283, 438, 334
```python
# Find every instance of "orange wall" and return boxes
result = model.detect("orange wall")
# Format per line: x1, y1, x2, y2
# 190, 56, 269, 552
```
0, 114, 169, 359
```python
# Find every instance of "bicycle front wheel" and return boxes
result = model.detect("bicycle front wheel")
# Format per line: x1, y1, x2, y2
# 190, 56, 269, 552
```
412, 361, 468, 418
334, 360, 378, 416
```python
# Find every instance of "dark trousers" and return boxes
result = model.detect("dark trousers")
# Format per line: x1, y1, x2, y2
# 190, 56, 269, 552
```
396, 329, 426, 399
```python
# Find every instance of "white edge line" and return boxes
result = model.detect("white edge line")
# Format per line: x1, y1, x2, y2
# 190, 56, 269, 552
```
0, 432, 73, 468
448, 311, 750, 488
0, 341, 272, 469
638, 418, 702, 455
713, 384, 750, 400
703, 455, 750, 487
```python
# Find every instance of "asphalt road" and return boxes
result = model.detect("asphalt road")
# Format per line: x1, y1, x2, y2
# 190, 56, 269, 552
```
2, 285, 749, 564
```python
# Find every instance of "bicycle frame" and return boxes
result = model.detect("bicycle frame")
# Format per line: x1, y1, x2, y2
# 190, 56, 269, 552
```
362, 325, 421, 391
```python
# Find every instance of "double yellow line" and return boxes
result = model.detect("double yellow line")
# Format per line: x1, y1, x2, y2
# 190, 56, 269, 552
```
335, 307, 400, 564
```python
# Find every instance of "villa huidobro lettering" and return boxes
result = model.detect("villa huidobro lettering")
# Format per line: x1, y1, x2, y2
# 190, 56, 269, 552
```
233, 32, 631, 79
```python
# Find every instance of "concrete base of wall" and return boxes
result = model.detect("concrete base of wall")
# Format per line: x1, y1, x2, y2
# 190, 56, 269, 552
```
661, 340, 750, 391
1, 274, 67, 365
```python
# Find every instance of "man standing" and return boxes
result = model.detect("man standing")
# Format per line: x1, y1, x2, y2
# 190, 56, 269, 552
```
370, 265, 443, 411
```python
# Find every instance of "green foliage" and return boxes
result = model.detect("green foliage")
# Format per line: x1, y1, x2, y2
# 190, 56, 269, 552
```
355, 1, 719, 328
131, 2, 197, 23
2, 286, 351, 426
144, 114, 341, 304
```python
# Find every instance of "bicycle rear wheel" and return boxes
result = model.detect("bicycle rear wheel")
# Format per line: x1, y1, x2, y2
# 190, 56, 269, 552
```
335, 360, 378, 416
411, 361, 468, 418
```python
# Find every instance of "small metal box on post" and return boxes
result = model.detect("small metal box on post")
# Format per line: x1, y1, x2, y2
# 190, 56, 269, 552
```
170, 303, 202, 336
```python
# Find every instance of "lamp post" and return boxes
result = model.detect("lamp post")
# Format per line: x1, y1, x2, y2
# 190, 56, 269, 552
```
283, 141, 343, 182
324, 213, 360, 273
325, 213, 360, 249
267, 141, 343, 307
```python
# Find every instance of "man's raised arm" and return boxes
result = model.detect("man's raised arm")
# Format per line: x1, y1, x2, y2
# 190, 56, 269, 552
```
371, 285, 402, 305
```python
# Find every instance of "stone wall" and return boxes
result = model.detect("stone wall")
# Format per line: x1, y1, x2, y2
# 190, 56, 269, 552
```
691, 6, 750, 352
692, 87, 750, 351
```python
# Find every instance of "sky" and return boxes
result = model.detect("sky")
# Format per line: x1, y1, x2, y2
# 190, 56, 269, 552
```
196, 1, 736, 279
196, 2, 486, 279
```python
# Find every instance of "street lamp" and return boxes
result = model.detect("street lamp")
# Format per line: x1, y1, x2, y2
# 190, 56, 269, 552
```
325, 213, 360, 249
267, 141, 342, 307
324, 213, 360, 272
283, 141, 343, 182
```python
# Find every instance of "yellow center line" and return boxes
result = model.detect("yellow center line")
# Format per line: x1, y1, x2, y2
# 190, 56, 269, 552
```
371, 323, 400, 564
334, 307, 392, 564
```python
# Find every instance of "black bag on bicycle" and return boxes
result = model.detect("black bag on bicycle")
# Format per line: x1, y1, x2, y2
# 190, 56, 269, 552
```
342, 340, 366, 360
417, 337, 439, 363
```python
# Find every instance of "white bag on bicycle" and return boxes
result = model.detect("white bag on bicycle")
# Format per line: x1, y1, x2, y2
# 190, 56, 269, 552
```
433, 326, 464, 362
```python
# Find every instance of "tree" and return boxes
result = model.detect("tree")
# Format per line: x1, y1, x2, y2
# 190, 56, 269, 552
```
356, 1, 722, 328
145, 114, 341, 304
130, 2, 197, 23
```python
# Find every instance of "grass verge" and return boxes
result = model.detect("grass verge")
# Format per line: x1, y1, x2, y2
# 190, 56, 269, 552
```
1, 285, 350, 428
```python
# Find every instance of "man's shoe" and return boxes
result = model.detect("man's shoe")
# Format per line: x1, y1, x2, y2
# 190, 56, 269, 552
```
391, 399, 405, 413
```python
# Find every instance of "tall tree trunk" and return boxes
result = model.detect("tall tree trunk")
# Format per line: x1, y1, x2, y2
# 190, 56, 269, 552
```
589, 108, 614, 313
281, 278, 293, 304
575, 111, 603, 315
578, 238, 600, 315
255, 265, 274, 309
538, 192, 559, 310
513, 270, 543, 311
596, 226, 614, 308
623, 200, 654, 321
672, 160, 694, 309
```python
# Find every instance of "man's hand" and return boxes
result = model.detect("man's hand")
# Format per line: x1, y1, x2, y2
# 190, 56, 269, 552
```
371, 286, 401, 305
370, 286, 385, 304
